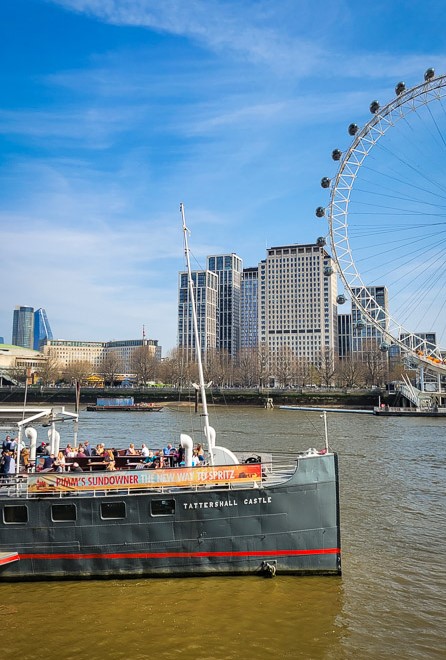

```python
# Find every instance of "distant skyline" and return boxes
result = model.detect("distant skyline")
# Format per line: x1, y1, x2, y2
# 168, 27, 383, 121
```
1, 1, 446, 353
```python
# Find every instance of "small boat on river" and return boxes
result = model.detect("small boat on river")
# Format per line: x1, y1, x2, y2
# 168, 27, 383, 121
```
86, 397, 163, 412
0, 206, 341, 581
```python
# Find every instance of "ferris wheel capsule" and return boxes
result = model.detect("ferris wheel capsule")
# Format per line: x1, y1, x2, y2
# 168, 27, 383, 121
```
332, 149, 342, 161
321, 177, 331, 188
369, 100, 380, 114
324, 265, 334, 276
424, 68, 435, 81
355, 318, 365, 331
316, 236, 326, 247
336, 294, 346, 304
348, 123, 359, 136
395, 81, 406, 95
380, 342, 390, 352
315, 207, 325, 218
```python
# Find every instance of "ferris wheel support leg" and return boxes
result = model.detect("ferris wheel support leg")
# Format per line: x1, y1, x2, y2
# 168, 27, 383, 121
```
419, 365, 425, 392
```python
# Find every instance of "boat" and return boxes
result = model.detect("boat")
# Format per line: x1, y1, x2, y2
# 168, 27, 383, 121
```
86, 397, 163, 412
0, 206, 341, 581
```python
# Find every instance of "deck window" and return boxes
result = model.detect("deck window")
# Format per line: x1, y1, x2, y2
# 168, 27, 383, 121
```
52, 504, 77, 522
101, 501, 126, 519
151, 499, 175, 516
3, 505, 28, 524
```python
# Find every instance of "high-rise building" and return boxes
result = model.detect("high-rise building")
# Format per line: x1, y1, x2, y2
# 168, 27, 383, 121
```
207, 254, 243, 359
12, 306, 34, 349
33, 308, 53, 350
177, 270, 218, 359
259, 243, 338, 362
338, 313, 351, 359
241, 267, 258, 349
351, 286, 389, 358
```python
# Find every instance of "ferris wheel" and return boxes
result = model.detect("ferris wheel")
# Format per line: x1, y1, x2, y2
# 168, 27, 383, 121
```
317, 68, 446, 375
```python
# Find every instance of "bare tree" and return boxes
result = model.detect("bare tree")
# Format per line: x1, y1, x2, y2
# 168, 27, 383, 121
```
361, 340, 388, 386
315, 348, 336, 387
100, 352, 124, 386
159, 348, 197, 388
63, 360, 93, 385
273, 346, 295, 388
335, 356, 364, 388
295, 356, 313, 387
37, 355, 62, 386
235, 348, 259, 387
257, 343, 270, 388
130, 346, 158, 385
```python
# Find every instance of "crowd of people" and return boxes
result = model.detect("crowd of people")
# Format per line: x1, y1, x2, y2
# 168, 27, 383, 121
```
1, 433, 206, 476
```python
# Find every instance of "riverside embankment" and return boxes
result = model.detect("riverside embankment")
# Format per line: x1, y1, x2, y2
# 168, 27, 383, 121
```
0, 385, 389, 409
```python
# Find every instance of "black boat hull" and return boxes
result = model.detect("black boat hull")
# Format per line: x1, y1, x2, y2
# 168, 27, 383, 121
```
0, 454, 341, 580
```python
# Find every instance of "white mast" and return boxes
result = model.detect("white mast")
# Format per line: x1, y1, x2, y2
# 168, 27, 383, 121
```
180, 203, 214, 466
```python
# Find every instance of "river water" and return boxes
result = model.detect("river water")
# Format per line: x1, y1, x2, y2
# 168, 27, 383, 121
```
1, 404, 445, 659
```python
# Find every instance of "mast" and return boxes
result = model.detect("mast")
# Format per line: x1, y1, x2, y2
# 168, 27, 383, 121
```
180, 203, 214, 465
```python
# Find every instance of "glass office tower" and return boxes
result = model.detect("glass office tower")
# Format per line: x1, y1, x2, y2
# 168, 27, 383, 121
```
12, 306, 34, 349
33, 308, 53, 350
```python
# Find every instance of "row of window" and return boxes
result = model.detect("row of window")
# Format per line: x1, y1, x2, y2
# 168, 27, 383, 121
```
2, 499, 176, 524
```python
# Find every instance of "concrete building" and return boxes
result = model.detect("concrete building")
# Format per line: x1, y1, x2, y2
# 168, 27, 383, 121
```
177, 270, 218, 359
12, 306, 34, 349
351, 286, 389, 358
241, 267, 259, 350
259, 242, 338, 362
0, 343, 46, 385
42, 338, 162, 374
207, 254, 243, 359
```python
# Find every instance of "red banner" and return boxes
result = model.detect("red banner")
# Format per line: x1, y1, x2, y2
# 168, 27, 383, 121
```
27, 464, 263, 493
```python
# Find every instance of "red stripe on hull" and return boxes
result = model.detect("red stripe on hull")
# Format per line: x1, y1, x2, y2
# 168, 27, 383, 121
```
19, 548, 340, 561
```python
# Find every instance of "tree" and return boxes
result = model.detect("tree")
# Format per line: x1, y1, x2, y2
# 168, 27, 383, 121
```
100, 352, 124, 386
362, 340, 388, 386
257, 343, 270, 388
130, 346, 158, 385
159, 348, 197, 388
63, 360, 93, 385
315, 348, 336, 387
235, 348, 259, 387
37, 355, 62, 386
336, 356, 364, 388
272, 346, 295, 388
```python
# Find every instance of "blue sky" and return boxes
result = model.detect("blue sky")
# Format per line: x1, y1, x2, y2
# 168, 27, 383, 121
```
1, 0, 446, 354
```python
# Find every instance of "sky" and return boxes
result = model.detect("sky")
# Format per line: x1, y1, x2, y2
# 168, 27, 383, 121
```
1, 0, 446, 355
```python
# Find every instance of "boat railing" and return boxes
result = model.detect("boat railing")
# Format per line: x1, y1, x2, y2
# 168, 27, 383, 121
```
0, 450, 328, 499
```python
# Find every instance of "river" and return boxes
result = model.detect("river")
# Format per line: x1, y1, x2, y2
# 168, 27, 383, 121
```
1, 404, 445, 659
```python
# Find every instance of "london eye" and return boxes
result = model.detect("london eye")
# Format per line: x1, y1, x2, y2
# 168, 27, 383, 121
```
317, 68, 446, 378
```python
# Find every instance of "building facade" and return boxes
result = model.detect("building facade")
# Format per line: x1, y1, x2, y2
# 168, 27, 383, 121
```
241, 267, 259, 350
12, 306, 34, 349
351, 286, 389, 358
177, 270, 218, 359
259, 243, 338, 363
43, 338, 162, 374
33, 308, 53, 350
207, 254, 243, 359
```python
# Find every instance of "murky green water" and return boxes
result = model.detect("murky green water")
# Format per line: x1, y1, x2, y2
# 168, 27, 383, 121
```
1, 406, 445, 659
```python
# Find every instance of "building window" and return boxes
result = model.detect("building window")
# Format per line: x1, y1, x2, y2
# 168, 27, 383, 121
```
3, 505, 28, 524
101, 501, 126, 519
151, 499, 176, 516
51, 504, 77, 522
